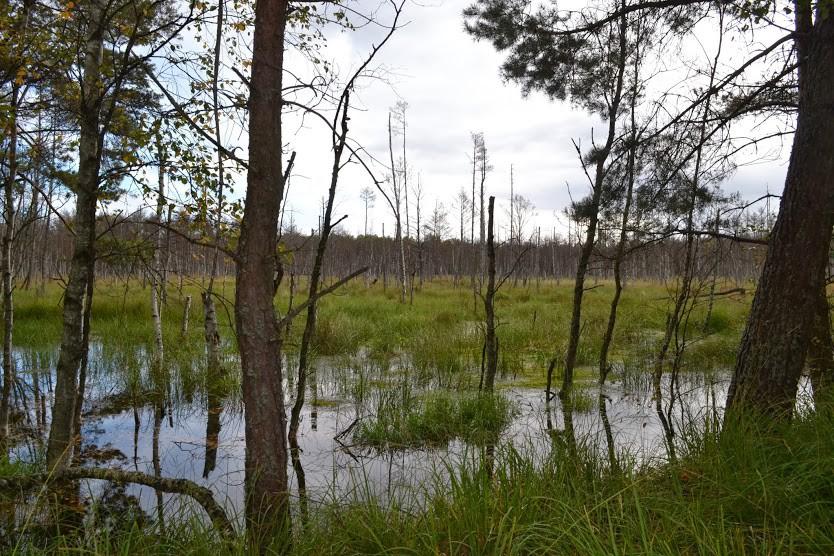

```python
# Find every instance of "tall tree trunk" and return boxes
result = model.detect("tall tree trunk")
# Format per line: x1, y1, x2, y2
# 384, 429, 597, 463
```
236, 0, 291, 541
0, 83, 19, 445
204, 0, 225, 374
0, 0, 30, 450
388, 114, 407, 304
727, 11, 834, 419
72, 273, 94, 443
46, 4, 104, 469
561, 12, 627, 401
598, 69, 639, 386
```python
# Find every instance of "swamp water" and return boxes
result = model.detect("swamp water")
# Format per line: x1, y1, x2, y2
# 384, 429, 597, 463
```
4, 341, 755, 529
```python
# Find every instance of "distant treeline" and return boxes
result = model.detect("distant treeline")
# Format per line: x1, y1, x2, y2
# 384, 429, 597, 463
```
12, 212, 768, 289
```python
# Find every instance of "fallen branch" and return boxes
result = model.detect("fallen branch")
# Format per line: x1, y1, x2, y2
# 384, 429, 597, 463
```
695, 287, 746, 298
0, 467, 234, 536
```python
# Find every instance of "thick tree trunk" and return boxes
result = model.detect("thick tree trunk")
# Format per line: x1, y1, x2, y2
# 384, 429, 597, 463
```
46, 6, 103, 469
727, 13, 834, 419
236, 0, 291, 541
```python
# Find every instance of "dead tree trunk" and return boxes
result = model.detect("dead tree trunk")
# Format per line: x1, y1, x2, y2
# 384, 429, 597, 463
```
181, 295, 192, 336
388, 114, 407, 304
482, 196, 498, 392
289, 92, 352, 442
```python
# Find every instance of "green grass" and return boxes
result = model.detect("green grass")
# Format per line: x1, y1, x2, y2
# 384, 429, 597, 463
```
293, 411, 834, 555
8, 277, 751, 384
1, 276, 773, 554
354, 389, 516, 447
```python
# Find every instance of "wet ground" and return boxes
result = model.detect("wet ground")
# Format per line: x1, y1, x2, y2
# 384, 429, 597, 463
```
6, 342, 778, 528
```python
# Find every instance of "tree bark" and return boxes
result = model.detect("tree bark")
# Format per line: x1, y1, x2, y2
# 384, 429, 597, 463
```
0, 467, 233, 536
727, 12, 834, 419
235, 0, 291, 541
808, 286, 833, 406
151, 143, 166, 369
482, 196, 498, 391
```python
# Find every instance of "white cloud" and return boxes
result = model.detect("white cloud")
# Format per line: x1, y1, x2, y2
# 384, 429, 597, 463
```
259, 0, 790, 237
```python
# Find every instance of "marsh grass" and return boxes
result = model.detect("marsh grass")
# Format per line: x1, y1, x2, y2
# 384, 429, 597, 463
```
2, 277, 772, 554
354, 389, 515, 448
295, 411, 834, 555
11, 409, 832, 555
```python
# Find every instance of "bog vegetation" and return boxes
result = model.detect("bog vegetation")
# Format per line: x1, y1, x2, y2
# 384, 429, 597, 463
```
1, 0, 833, 553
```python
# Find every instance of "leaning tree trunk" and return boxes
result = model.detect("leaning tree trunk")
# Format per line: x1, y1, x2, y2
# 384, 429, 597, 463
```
46, 6, 103, 469
235, 0, 291, 542
727, 13, 834, 419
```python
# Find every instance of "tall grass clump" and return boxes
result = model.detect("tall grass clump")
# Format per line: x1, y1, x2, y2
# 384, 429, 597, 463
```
354, 390, 515, 448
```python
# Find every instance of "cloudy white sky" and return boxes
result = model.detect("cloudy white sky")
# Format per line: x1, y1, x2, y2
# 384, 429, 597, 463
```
257, 0, 790, 239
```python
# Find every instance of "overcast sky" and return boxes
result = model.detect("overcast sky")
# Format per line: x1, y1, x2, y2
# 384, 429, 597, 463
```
261, 0, 790, 239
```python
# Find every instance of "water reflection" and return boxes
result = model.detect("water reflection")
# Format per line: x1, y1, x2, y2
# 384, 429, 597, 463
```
3, 341, 755, 529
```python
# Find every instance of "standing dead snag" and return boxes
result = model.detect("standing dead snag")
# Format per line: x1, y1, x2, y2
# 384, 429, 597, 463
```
482, 196, 498, 392
387, 112, 408, 304
288, 92, 352, 496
